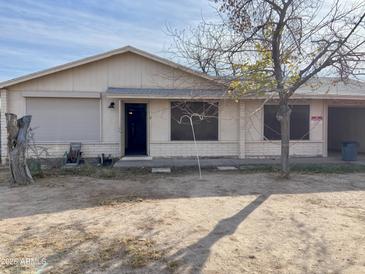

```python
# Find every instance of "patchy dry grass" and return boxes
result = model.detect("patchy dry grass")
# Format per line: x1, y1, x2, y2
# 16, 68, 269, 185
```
48, 164, 151, 180
2, 222, 164, 273
124, 238, 164, 268
0, 167, 9, 184
29, 162, 365, 186
53, 237, 164, 273
239, 163, 365, 174
0, 169, 364, 273
97, 196, 144, 207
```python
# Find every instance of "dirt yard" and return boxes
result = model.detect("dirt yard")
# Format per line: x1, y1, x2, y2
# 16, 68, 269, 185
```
0, 169, 364, 273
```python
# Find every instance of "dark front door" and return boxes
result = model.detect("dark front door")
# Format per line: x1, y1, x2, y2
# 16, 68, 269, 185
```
125, 103, 147, 155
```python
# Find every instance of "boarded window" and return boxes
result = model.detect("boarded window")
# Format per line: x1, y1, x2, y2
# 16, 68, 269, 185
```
26, 98, 100, 142
171, 102, 218, 141
264, 105, 310, 140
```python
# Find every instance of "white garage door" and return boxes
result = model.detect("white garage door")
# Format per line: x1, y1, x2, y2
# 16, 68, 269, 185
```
26, 98, 100, 142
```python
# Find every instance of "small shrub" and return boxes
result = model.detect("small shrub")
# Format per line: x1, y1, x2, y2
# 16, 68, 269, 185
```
98, 168, 117, 179
27, 159, 44, 177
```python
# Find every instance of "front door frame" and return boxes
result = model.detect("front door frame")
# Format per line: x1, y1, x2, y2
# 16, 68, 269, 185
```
119, 100, 150, 157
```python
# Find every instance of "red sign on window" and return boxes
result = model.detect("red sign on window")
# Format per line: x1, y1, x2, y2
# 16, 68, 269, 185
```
311, 116, 323, 121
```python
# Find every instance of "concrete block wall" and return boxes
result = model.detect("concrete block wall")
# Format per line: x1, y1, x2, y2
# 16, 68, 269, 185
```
27, 143, 120, 158
245, 141, 323, 158
150, 141, 239, 157
0, 90, 8, 164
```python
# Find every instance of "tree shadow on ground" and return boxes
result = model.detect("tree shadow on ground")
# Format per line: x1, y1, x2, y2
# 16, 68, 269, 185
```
0, 171, 364, 273
151, 191, 360, 274
159, 194, 269, 273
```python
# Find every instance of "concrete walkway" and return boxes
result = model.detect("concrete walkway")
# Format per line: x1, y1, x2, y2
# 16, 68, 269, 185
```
113, 155, 365, 169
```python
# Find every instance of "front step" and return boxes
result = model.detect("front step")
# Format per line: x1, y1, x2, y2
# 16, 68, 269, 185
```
151, 168, 171, 173
217, 166, 238, 171
121, 156, 153, 161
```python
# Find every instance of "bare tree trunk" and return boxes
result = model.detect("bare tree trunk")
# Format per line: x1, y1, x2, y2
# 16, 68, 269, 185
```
6, 113, 34, 185
277, 100, 291, 178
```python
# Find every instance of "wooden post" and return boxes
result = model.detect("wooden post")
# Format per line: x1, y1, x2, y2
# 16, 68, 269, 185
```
6, 113, 34, 185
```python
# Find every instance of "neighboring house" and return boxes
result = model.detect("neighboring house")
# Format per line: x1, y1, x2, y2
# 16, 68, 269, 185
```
1, 45, 365, 163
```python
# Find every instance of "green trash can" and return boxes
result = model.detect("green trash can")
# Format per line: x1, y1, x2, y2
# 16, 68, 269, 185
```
341, 141, 359, 161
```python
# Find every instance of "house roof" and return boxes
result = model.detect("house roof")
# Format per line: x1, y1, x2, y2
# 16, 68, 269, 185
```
106, 78, 365, 100
1, 46, 363, 100
0, 45, 221, 89
295, 78, 365, 96
240, 78, 365, 100
107, 87, 227, 99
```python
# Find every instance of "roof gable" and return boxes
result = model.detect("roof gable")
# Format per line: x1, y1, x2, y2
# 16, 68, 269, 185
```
0, 46, 220, 89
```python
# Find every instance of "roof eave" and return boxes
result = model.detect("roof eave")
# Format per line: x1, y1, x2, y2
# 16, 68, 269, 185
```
241, 94, 365, 100
106, 94, 226, 100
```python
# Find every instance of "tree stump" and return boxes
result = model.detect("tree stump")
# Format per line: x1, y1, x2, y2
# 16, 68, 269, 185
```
6, 113, 34, 185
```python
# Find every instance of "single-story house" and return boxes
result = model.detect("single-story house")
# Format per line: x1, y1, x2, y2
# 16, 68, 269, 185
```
1, 45, 365, 163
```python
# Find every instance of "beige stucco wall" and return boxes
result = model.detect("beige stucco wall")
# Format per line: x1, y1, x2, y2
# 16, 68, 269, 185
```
148, 99, 240, 157
2, 94, 328, 159
244, 100, 326, 157
2, 95, 329, 159
147, 99, 327, 158
8, 52, 217, 93
2, 52, 221, 159
1, 50, 330, 160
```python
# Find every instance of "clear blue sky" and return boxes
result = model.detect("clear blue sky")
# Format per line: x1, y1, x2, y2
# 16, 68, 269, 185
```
0, 0, 216, 81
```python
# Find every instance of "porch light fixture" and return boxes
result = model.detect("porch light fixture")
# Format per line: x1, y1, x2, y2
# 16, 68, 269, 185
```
108, 102, 115, 109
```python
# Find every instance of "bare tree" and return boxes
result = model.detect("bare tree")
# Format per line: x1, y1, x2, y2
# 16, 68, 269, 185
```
26, 127, 50, 159
26, 127, 50, 177
6, 113, 34, 185
167, 21, 252, 77
169, 0, 365, 177
171, 101, 219, 179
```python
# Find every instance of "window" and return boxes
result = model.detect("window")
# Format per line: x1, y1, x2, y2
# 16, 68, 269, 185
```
264, 105, 310, 140
171, 101, 218, 141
